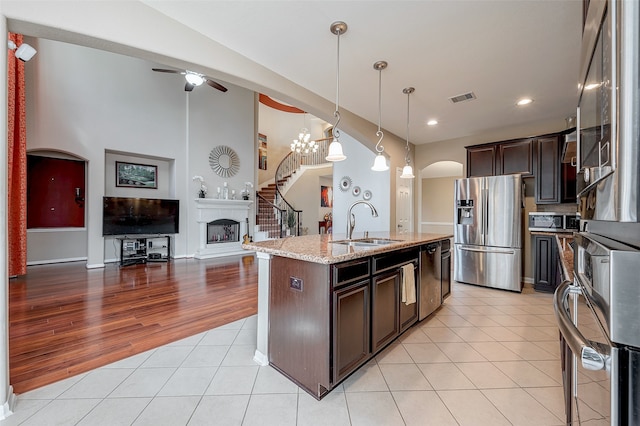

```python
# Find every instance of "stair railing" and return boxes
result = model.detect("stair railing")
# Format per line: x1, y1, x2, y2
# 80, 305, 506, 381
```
273, 137, 332, 237
256, 191, 286, 238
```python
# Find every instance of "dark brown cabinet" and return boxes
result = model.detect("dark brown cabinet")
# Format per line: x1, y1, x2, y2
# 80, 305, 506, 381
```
267, 244, 429, 399
399, 265, 419, 333
333, 280, 370, 383
466, 131, 576, 205
498, 139, 533, 176
533, 235, 559, 292
371, 271, 400, 353
535, 136, 561, 204
467, 145, 496, 177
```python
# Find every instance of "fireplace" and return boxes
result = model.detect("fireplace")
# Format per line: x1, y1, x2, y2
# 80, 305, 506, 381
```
207, 219, 240, 243
194, 198, 253, 259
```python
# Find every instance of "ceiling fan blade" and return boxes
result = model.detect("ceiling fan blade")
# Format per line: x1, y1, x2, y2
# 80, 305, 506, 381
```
152, 68, 183, 74
206, 78, 228, 93
184, 82, 195, 92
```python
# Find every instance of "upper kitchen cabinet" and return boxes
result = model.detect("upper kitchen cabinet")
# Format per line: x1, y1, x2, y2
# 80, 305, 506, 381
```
466, 139, 533, 178
466, 145, 496, 177
535, 135, 577, 204
497, 138, 533, 176
535, 136, 561, 204
466, 131, 576, 204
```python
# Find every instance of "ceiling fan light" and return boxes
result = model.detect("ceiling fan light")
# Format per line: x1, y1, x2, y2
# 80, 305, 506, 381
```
371, 153, 389, 171
326, 140, 346, 162
185, 73, 204, 86
400, 164, 415, 179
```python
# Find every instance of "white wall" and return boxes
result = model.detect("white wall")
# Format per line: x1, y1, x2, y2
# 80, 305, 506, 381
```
281, 166, 332, 235
332, 134, 391, 238
25, 38, 256, 264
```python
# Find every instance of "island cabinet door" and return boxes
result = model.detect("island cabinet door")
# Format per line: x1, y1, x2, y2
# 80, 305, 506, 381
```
371, 270, 400, 353
332, 280, 370, 384
399, 263, 419, 333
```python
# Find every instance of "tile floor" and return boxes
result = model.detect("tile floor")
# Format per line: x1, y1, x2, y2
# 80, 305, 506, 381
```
2, 282, 566, 425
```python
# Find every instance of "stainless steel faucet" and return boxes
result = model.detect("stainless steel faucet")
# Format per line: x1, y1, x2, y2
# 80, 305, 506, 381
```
346, 201, 379, 240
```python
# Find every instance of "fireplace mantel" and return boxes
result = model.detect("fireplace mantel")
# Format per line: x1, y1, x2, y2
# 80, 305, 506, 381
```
194, 198, 253, 259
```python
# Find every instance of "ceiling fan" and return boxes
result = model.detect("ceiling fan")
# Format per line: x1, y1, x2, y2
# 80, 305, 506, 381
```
152, 68, 228, 93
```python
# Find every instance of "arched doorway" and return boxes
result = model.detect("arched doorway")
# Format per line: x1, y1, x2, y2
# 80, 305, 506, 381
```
418, 161, 463, 234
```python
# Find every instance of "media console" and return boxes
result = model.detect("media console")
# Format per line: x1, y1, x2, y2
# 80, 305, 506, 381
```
118, 235, 171, 266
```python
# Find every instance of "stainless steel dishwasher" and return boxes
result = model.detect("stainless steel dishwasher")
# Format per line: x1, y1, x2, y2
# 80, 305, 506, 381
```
419, 241, 441, 320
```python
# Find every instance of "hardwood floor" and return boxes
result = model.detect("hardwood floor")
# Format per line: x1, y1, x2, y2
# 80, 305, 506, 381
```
8, 255, 258, 394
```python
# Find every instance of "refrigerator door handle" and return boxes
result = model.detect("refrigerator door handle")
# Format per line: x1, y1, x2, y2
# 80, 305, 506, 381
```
484, 188, 489, 245
459, 246, 515, 255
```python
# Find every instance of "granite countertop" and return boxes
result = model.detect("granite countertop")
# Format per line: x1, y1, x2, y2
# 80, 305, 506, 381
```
555, 233, 574, 282
242, 232, 452, 264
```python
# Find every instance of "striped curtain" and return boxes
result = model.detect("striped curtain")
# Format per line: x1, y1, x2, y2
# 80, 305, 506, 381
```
8, 32, 27, 277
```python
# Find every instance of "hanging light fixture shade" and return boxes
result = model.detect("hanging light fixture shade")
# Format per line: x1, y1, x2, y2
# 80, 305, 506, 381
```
371, 60, 389, 171
400, 87, 415, 179
326, 21, 348, 162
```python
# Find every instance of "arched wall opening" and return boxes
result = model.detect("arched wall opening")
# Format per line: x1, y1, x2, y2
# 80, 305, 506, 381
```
418, 161, 463, 234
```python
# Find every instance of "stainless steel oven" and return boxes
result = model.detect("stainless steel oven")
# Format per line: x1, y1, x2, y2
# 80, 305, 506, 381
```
554, 233, 640, 425
576, 0, 640, 245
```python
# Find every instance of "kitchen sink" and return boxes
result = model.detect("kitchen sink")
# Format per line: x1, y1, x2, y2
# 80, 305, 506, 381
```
330, 238, 402, 247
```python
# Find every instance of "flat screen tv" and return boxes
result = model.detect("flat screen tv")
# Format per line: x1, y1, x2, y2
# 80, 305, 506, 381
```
103, 197, 179, 236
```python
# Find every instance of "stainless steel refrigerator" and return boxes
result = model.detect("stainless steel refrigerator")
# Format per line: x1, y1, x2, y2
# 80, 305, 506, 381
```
453, 174, 522, 292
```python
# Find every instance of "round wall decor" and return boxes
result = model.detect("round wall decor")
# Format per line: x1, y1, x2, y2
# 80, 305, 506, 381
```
363, 190, 372, 200
352, 186, 361, 196
339, 176, 352, 191
209, 145, 240, 178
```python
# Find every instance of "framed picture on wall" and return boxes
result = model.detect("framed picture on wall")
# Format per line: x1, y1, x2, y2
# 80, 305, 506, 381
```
115, 161, 158, 188
321, 185, 333, 207
258, 133, 268, 170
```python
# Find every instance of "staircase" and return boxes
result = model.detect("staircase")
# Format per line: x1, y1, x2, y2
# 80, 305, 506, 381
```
255, 184, 281, 239
255, 137, 331, 239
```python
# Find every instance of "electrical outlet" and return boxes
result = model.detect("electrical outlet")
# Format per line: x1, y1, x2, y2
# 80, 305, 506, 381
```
290, 277, 303, 291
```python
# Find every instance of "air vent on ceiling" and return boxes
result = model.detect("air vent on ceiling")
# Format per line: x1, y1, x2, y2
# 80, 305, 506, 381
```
449, 92, 477, 104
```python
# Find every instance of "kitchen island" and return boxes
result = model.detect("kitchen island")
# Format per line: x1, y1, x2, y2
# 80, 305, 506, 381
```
242, 232, 451, 399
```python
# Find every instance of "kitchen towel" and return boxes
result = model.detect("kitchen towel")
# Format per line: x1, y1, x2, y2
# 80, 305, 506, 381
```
401, 263, 416, 305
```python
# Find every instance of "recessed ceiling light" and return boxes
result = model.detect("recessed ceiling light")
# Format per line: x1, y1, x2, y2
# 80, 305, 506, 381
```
427, 119, 438, 126
516, 98, 533, 106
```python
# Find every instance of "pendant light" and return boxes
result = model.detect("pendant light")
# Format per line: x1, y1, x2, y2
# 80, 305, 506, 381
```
326, 21, 348, 162
400, 87, 416, 179
371, 60, 389, 171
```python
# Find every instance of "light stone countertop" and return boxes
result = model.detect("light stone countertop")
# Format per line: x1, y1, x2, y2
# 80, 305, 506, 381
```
242, 232, 452, 264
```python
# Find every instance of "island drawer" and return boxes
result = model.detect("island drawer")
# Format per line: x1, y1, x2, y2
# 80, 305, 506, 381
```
373, 248, 419, 274
332, 258, 370, 288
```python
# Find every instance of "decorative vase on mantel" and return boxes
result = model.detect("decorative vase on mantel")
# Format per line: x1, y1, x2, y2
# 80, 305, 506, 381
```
198, 189, 206, 198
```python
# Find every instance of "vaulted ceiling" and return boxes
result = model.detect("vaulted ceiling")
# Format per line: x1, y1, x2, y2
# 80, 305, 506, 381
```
143, 1, 582, 145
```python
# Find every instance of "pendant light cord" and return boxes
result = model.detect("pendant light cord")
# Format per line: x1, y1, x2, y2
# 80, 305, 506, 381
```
404, 87, 415, 165
332, 27, 342, 141
375, 64, 384, 153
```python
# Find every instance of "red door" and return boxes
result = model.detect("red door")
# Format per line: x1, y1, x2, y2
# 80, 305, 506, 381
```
27, 155, 85, 228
